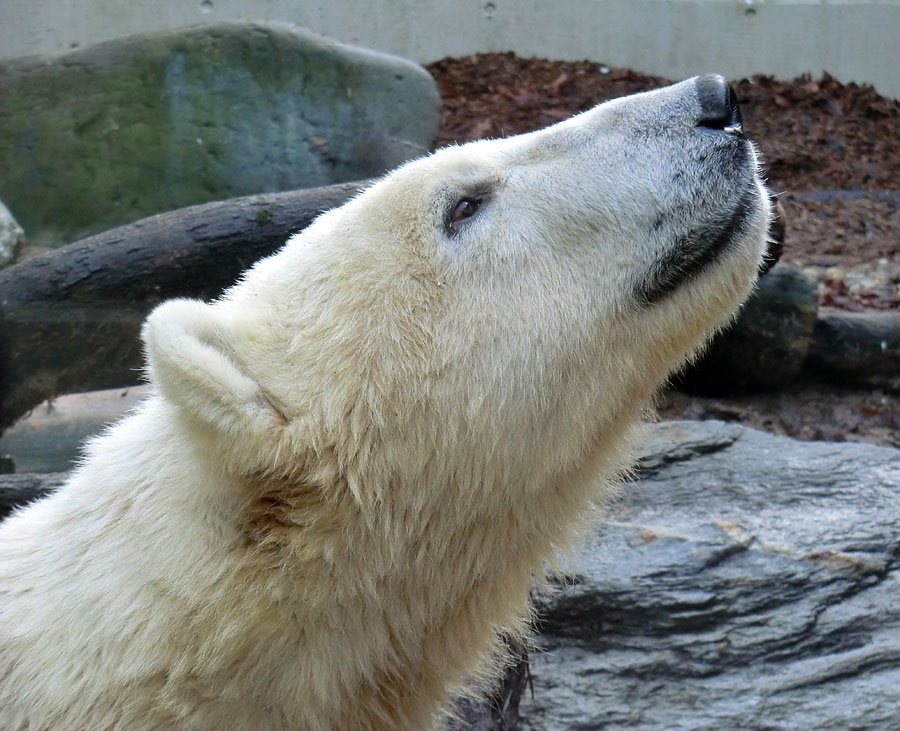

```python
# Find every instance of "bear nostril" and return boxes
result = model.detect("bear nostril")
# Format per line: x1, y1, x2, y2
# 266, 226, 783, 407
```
695, 74, 742, 133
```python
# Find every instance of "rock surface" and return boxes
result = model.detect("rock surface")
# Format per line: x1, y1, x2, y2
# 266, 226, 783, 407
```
678, 264, 819, 394
0, 199, 24, 268
0, 23, 439, 246
519, 420, 900, 730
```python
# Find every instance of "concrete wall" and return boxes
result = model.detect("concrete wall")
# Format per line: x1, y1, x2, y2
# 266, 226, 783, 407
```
1, 1, 898, 98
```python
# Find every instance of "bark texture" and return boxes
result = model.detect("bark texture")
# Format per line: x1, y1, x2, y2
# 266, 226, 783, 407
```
0, 182, 366, 432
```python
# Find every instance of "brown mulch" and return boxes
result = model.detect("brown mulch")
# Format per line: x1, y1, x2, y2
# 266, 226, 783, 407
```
658, 387, 900, 449
426, 54, 900, 447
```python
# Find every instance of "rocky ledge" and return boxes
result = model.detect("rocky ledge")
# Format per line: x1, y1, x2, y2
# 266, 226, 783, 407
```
520, 420, 900, 730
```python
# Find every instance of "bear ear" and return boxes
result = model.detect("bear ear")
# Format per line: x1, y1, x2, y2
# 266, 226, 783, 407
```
141, 299, 282, 436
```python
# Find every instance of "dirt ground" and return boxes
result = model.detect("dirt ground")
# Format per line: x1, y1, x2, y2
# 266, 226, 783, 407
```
427, 54, 900, 447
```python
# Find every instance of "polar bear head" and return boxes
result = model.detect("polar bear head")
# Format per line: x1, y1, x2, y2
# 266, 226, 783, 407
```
142, 74, 769, 509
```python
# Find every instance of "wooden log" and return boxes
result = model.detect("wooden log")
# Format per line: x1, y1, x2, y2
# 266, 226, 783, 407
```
805, 309, 900, 391
0, 181, 367, 432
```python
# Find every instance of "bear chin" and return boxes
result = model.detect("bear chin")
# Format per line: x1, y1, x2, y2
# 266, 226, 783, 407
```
637, 181, 761, 306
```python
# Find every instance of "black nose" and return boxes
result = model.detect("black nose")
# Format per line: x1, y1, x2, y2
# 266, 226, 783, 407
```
695, 74, 742, 132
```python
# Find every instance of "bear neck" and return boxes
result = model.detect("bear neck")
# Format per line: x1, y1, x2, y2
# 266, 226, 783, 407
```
226, 398, 641, 726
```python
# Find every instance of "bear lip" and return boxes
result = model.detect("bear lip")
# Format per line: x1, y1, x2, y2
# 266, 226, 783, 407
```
635, 184, 758, 306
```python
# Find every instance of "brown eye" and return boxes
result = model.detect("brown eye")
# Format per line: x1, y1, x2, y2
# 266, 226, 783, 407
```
449, 198, 481, 229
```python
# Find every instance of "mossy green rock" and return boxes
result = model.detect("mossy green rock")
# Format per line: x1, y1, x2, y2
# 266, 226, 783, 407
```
0, 23, 440, 246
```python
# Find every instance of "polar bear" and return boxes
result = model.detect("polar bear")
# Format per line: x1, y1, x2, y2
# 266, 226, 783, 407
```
0, 74, 769, 730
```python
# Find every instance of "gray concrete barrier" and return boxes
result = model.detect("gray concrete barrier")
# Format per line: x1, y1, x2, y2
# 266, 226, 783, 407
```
2, 1, 897, 99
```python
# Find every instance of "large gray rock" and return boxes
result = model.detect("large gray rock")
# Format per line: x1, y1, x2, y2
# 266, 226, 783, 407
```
680, 264, 819, 393
521, 421, 900, 730
0, 23, 440, 246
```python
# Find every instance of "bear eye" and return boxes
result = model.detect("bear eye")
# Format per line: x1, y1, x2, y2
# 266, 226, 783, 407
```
448, 197, 481, 231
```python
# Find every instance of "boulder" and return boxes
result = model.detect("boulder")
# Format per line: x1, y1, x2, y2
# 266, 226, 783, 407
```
678, 264, 819, 393
0, 23, 439, 246
0, 199, 24, 268
520, 420, 900, 729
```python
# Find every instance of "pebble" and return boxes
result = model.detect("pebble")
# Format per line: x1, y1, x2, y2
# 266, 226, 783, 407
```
790, 258, 900, 309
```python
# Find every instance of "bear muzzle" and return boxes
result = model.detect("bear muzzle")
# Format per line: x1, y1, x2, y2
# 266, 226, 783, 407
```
628, 74, 768, 306
694, 73, 743, 136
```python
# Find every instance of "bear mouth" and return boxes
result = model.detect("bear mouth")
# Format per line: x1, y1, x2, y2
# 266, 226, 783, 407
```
635, 185, 757, 306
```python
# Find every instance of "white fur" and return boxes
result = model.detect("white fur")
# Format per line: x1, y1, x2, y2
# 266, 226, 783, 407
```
0, 78, 770, 730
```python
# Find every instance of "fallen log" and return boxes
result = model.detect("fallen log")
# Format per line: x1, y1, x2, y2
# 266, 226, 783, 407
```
805, 309, 900, 391
0, 181, 367, 432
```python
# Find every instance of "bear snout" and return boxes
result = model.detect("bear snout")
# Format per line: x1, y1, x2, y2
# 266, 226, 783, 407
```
694, 73, 743, 135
